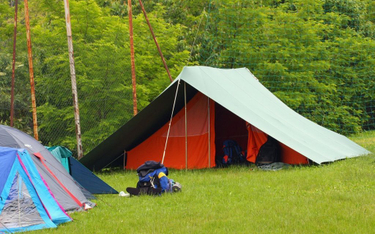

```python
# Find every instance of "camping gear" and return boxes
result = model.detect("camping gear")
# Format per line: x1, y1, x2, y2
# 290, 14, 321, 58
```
255, 136, 281, 165
172, 181, 182, 193
0, 125, 95, 211
47, 146, 118, 194
257, 162, 290, 171
220, 139, 247, 166
82, 66, 371, 170
0, 146, 72, 233
126, 161, 180, 196
126, 186, 162, 196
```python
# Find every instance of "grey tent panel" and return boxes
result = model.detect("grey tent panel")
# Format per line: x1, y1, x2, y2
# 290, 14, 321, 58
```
82, 66, 370, 170
0, 125, 94, 211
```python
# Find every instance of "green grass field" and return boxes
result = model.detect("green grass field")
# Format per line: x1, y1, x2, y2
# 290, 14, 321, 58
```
35, 133, 374, 234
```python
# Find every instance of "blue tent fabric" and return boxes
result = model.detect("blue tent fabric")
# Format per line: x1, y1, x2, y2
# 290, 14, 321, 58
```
0, 147, 71, 233
16, 149, 72, 225
1, 163, 57, 233
70, 157, 118, 194
47, 146, 118, 194
0, 149, 17, 192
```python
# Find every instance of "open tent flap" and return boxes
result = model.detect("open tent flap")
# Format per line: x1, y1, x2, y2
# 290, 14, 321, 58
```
214, 101, 308, 165
46, 146, 71, 173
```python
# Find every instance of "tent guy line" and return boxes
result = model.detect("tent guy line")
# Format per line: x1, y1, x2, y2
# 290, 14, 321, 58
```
162, 79, 182, 164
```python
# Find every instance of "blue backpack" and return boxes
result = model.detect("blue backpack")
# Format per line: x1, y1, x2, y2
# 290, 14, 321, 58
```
127, 161, 181, 196
136, 161, 167, 186
221, 140, 247, 166
134, 161, 170, 195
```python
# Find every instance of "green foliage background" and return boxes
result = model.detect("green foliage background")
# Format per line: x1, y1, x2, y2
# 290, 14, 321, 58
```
0, 0, 374, 156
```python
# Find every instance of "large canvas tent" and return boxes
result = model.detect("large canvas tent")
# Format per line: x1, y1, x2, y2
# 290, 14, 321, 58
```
47, 146, 118, 194
0, 125, 95, 212
82, 66, 370, 170
0, 146, 71, 233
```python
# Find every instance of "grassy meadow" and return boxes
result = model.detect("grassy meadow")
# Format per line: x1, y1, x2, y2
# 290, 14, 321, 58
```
34, 133, 374, 234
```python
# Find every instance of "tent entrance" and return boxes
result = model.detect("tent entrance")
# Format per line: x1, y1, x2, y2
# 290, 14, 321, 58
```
213, 103, 309, 165
214, 103, 248, 160
0, 172, 45, 229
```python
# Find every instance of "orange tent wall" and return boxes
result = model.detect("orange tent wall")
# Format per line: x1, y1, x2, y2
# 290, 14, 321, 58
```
280, 143, 309, 164
126, 93, 216, 169
246, 124, 268, 163
127, 92, 308, 169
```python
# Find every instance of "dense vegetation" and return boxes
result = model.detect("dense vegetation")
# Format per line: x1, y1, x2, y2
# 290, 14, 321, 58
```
0, 0, 374, 154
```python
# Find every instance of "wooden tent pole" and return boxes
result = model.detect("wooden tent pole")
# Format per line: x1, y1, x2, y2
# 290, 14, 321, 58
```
207, 97, 211, 168
184, 82, 188, 169
10, 0, 18, 127
24, 0, 38, 140
128, 0, 138, 116
64, 0, 84, 159
138, 0, 173, 83
123, 150, 126, 170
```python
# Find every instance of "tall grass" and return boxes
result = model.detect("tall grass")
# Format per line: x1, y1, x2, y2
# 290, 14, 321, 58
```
35, 134, 375, 234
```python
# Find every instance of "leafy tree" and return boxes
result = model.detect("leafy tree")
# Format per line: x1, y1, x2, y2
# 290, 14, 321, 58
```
0, 1, 34, 132
3, 0, 192, 154
201, 0, 375, 134
0, 0, 374, 155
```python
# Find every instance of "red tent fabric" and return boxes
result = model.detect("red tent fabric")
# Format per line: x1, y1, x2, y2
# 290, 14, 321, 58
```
280, 143, 309, 164
246, 123, 268, 163
126, 92, 308, 169
126, 93, 216, 169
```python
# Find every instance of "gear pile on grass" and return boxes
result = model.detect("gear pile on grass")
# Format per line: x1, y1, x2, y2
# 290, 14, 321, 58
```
126, 161, 181, 196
